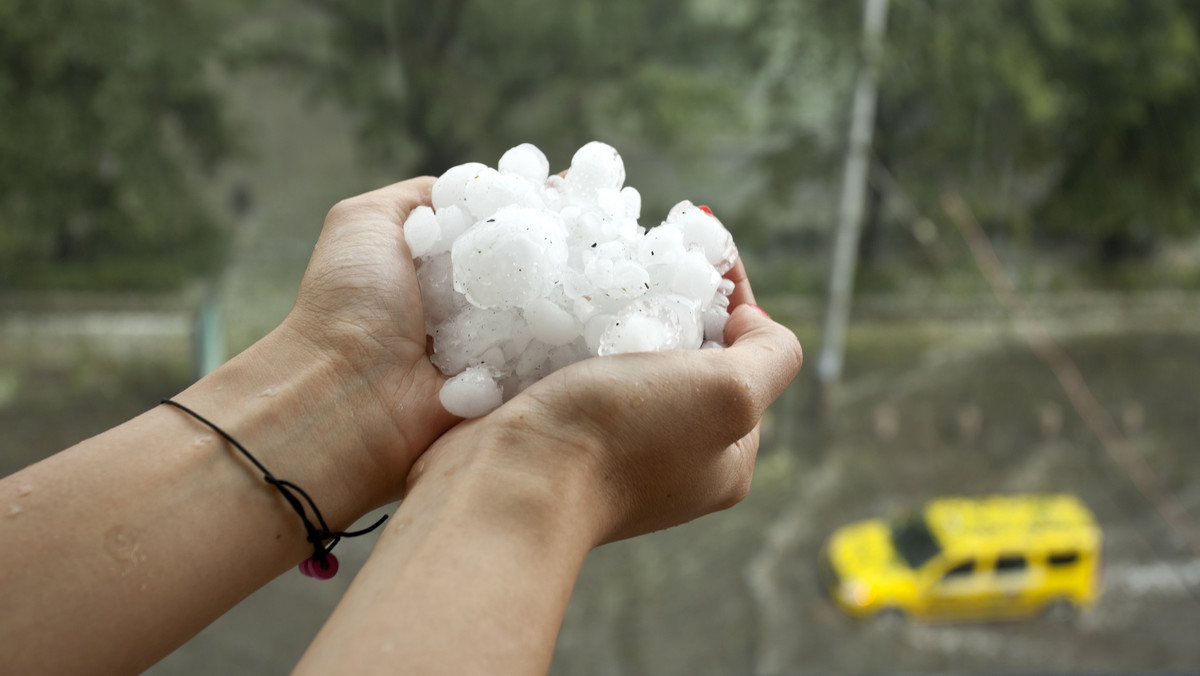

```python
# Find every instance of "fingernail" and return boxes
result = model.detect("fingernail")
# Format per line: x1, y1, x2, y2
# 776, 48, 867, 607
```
748, 304, 769, 318
698, 205, 714, 216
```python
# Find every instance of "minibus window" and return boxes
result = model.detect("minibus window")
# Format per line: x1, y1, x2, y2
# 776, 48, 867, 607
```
996, 555, 1027, 573
942, 560, 975, 580
1048, 551, 1080, 567
890, 512, 942, 569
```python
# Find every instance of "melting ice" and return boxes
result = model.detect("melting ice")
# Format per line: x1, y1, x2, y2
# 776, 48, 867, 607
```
408, 141, 738, 418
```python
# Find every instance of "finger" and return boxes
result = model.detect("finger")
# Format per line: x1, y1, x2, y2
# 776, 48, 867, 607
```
723, 256, 756, 309
328, 176, 437, 228
718, 303, 803, 412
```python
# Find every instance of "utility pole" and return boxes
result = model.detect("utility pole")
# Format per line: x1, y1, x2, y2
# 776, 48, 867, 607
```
816, 0, 890, 423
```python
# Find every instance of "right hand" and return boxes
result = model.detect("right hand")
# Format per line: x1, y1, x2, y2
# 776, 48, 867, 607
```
406, 260, 802, 545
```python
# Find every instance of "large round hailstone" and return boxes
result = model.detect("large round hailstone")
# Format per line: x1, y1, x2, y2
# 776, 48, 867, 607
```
431, 162, 487, 212
403, 205, 440, 258
499, 143, 551, 185
451, 206, 568, 310
409, 141, 740, 418
565, 141, 626, 204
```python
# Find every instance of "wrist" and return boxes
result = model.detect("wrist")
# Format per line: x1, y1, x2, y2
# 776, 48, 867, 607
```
175, 321, 425, 532
405, 413, 609, 550
297, 412, 596, 675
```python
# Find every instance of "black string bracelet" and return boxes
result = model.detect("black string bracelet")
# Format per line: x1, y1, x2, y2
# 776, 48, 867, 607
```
161, 399, 387, 580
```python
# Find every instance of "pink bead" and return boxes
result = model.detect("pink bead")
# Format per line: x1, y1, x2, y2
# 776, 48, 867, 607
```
298, 553, 339, 580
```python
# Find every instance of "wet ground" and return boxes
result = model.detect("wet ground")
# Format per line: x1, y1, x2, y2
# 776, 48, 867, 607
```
3, 311, 1197, 675
546, 329, 1200, 676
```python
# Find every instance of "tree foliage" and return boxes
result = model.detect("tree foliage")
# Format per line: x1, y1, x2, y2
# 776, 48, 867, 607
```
0, 0, 241, 290
873, 0, 1200, 259
5, 0, 1200, 294
247, 0, 752, 218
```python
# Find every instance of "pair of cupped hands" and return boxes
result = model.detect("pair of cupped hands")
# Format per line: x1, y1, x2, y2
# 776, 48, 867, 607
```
284, 176, 803, 546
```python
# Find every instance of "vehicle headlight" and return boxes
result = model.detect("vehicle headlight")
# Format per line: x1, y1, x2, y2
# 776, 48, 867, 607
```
838, 580, 874, 608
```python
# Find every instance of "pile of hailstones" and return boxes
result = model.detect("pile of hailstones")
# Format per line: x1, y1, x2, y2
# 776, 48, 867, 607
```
404, 141, 738, 418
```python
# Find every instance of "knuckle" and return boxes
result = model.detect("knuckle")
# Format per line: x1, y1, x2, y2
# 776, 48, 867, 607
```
716, 472, 754, 511
324, 197, 356, 224
325, 196, 374, 228
711, 372, 760, 436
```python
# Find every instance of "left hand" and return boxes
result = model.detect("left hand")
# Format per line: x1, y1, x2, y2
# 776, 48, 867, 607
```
279, 176, 458, 503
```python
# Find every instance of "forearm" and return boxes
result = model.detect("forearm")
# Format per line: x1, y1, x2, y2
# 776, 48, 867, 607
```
294, 422, 597, 676
0, 323, 403, 675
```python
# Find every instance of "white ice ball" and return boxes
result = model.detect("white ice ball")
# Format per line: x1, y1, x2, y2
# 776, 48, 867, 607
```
669, 249, 722, 301
435, 205, 471, 253
451, 206, 568, 310
566, 141, 625, 202
666, 200, 737, 274
462, 167, 544, 222
432, 162, 487, 211
403, 205, 440, 258
413, 141, 740, 418
499, 143, 550, 185
439, 366, 503, 418
523, 297, 581, 347
597, 296, 683, 356
431, 306, 522, 375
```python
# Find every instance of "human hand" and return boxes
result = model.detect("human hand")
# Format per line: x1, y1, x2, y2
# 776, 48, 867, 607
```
406, 259, 802, 545
267, 177, 458, 505
0, 178, 477, 676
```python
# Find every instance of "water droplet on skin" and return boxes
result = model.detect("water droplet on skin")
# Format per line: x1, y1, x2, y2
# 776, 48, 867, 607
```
627, 381, 647, 409
104, 526, 147, 570
6, 505, 22, 518
17, 483, 33, 497
192, 434, 213, 448
257, 387, 279, 399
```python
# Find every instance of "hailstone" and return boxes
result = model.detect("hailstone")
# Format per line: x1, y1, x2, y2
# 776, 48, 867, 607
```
408, 141, 739, 418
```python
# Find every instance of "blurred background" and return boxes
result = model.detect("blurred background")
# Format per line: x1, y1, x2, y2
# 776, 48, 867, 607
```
2, 0, 1199, 673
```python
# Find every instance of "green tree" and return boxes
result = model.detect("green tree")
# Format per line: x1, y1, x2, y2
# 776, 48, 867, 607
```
874, 0, 1200, 261
1026, 0, 1200, 260
741, 0, 1200, 264
0, 0, 242, 291
250, 0, 749, 216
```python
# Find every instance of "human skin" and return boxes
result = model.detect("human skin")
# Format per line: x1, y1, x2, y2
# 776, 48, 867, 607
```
0, 177, 456, 675
292, 265, 803, 675
0, 176, 802, 676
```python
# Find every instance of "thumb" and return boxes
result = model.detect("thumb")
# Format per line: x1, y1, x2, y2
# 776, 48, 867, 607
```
723, 302, 780, 346
719, 303, 804, 409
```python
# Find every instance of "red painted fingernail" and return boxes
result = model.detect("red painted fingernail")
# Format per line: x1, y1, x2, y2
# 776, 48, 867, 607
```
698, 205, 714, 216
748, 304, 769, 318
